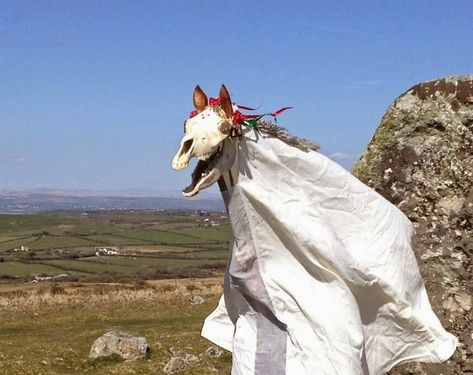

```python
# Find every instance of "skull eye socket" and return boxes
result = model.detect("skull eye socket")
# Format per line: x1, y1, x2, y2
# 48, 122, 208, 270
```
183, 121, 187, 134
218, 121, 230, 134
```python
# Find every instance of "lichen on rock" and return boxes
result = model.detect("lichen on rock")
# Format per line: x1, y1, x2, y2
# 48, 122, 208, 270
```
352, 75, 473, 375
89, 331, 149, 361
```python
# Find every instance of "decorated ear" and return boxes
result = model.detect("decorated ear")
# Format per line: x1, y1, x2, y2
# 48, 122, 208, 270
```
193, 85, 208, 112
219, 84, 233, 119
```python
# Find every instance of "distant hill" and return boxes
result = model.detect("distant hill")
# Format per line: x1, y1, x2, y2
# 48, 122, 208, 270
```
0, 189, 224, 213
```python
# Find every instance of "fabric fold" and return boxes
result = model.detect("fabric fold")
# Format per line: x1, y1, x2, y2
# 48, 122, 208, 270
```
202, 130, 457, 374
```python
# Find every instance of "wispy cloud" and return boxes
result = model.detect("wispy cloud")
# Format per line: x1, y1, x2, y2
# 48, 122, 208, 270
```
328, 152, 359, 161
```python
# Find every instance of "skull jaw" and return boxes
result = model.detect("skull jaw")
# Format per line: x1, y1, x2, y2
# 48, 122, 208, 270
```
180, 139, 236, 197
172, 159, 189, 171
182, 167, 223, 197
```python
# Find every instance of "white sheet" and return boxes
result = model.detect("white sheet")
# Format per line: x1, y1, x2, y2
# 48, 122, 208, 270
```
201, 130, 457, 374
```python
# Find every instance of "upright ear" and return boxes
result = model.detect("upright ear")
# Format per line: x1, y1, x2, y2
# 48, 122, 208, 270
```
219, 84, 233, 119
193, 85, 208, 112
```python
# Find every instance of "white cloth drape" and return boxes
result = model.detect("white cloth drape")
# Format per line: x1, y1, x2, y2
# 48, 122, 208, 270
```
202, 130, 457, 374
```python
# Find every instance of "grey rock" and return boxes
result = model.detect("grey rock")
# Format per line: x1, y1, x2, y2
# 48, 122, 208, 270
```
184, 353, 199, 363
202, 345, 223, 359
189, 295, 205, 305
89, 331, 149, 361
352, 75, 473, 375
163, 356, 188, 374
454, 292, 472, 311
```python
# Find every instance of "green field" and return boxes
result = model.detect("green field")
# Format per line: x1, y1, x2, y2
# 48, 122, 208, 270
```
0, 211, 233, 373
0, 210, 230, 281
0, 262, 68, 277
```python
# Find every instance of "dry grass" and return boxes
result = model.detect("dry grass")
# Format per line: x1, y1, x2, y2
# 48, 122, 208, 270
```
0, 276, 231, 374
0, 277, 223, 314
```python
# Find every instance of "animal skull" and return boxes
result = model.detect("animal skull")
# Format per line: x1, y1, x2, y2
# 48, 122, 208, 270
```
172, 85, 236, 197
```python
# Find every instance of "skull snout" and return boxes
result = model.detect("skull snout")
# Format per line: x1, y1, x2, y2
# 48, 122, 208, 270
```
172, 138, 194, 170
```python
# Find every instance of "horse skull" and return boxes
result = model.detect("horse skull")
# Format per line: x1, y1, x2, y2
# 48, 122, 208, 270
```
172, 85, 236, 197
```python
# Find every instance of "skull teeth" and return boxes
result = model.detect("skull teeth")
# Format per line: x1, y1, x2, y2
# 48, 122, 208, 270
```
172, 161, 189, 170
198, 144, 223, 161
198, 153, 213, 161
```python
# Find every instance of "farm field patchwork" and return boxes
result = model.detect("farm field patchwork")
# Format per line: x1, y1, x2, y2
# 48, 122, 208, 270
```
0, 211, 233, 373
0, 210, 230, 282
0, 262, 69, 277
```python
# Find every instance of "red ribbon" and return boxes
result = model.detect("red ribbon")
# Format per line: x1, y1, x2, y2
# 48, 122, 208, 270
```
189, 97, 292, 128
270, 106, 293, 117
232, 111, 259, 123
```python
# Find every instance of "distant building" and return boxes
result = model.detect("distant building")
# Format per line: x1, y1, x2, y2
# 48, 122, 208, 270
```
202, 219, 218, 227
95, 247, 118, 256
14, 245, 29, 252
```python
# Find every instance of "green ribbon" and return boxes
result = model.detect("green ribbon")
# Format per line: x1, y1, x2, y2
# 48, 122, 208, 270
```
241, 117, 263, 133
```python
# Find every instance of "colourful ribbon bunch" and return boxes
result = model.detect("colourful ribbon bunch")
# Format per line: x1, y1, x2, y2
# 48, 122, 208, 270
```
189, 98, 292, 133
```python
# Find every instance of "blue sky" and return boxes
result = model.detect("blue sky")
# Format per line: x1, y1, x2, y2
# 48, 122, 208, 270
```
1, 1, 472, 197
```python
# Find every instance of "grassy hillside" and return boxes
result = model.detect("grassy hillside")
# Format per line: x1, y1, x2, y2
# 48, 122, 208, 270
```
0, 278, 231, 374
0, 210, 230, 282
0, 210, 233, 373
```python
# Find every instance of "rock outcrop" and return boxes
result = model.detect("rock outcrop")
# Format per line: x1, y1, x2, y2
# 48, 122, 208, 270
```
89, 331, 149, 361
352, 75, 473, 374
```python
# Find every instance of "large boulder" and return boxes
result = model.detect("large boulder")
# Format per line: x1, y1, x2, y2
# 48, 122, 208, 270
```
352, 75, 472, 374
89, 331, 149, 361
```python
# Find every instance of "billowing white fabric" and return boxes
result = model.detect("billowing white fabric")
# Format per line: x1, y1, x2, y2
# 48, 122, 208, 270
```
201, 131, 457, 375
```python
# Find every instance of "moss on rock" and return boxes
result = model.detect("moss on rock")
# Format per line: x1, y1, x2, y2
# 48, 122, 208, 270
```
353, 75, 473, 375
